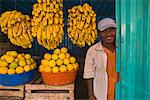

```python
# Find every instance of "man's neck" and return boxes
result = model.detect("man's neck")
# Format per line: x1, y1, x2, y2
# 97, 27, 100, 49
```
102, 42, 116, 52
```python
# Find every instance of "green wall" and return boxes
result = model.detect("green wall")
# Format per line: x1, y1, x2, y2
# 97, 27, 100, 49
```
116, 0, 150, 99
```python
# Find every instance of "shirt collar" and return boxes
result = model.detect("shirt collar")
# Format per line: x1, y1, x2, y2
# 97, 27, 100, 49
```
95, 41, 104, 51
103, 46, 116, 54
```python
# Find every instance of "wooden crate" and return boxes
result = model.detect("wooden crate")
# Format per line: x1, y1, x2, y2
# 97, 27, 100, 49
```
0, 85, 24, 100
25, 76, 74, 100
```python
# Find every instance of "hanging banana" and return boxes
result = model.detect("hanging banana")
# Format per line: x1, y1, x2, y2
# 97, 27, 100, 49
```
68, 3, 97, 47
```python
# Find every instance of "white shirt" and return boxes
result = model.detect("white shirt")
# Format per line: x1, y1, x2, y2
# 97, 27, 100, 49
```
83, 42, 108, 100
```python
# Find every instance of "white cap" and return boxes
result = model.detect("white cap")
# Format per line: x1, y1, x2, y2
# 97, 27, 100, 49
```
98, 18, 116, 31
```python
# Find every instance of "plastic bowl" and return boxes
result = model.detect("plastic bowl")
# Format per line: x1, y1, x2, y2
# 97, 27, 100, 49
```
41, 69, 78, 86
0, 68, 36, 86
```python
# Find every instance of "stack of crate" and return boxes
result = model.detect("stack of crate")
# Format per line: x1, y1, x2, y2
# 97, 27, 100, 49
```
25, 75, 74, 100
0, 85, 24, 100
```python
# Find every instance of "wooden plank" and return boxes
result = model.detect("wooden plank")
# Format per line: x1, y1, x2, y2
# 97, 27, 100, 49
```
0, 85, 24, 91
25, 93, 74, 100
0, 91, 24, 97
25, 83, 74, 91
0, 96, 23, 100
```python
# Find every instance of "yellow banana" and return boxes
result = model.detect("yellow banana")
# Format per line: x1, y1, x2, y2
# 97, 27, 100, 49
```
50, 3, 54, 9
55, 25, 59, 33
37, 27, 43, 39
8, 28, 13, 37
19, 35, 28, 46
81, 40, 85, 47
16, 37, 25, 47
78, 5, 83, 12
31, 21, 35, 26
38, 3, 43, 11
59, 18, 63, 24
91, 30, 96, 38
52, 0, 56, 5
37, 16, 43, 23
77, 41, 82, 47
2, 18, 8, 27
27, 29, 33, 42
1, 11, 11, 19
92, 17, 96, 23
43, 18, 48, 26
46, 25, 50, 39
53, 32, 57, 38
79, 20, 85, 30
43, 3, 47, 12
41, 28, 47, 40
48, 18, 53, 24
54, 18, 59, 24
45, 13, 49, 19
46, 0, 50, 5
55, 13, 59, 18
91, 38, 95, 44
67, 27, 72, 33
47, 6, 51, 12
9, 38, 17, 46
49, 13, 54, 17
37, 0, 42, 3
33, 3, 38, 9
14, 12, 22, 19
25, 15, 30, 21
92, 23, 96, 30
10, 11, 17, 19
22, 33, 30, 41
59, 25, 64, 35
42, 28, 48, 48
12, 26, 18, 38
59, 10, 63, 15
84, 22, 90, 29
13, 23, 22, 36
22, 34, 31, 47
37, 28, 43, 46
55, 3, 59, 9
7, 19, 12, 28
31, 27, 36, 37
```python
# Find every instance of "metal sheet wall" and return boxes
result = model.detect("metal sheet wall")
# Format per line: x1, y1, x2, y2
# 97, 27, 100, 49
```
116, 0, 150, 99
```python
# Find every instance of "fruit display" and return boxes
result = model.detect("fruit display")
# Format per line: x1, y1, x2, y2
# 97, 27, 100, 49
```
67, 3, 97, 47
0, 51, 36, 74
0, 10, 33, 48
39, 47, 79, 73
31, 0, 64, 50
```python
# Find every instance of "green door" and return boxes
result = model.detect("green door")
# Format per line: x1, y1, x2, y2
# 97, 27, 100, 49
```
116, 0, 150, 99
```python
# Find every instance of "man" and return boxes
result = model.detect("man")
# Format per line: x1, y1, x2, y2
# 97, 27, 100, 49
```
83, 18, 118, 100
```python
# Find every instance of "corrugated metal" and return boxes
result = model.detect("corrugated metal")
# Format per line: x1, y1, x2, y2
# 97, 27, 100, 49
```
116, 0, 150, 99
0, 0, 115, 57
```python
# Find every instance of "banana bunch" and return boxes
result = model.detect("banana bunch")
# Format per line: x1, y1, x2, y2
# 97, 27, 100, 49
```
68, 3, 97, 47
31, 0, 64, 50
0, 10, 33, 48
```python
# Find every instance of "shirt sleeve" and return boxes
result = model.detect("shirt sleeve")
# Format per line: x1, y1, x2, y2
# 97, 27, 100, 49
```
83, 48, 95, 79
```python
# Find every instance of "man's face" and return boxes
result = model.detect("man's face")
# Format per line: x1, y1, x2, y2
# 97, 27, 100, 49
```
99, 27, 116, 44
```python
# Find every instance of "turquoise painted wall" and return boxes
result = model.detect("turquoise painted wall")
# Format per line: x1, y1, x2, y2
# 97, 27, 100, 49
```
116, 0, 150, 99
